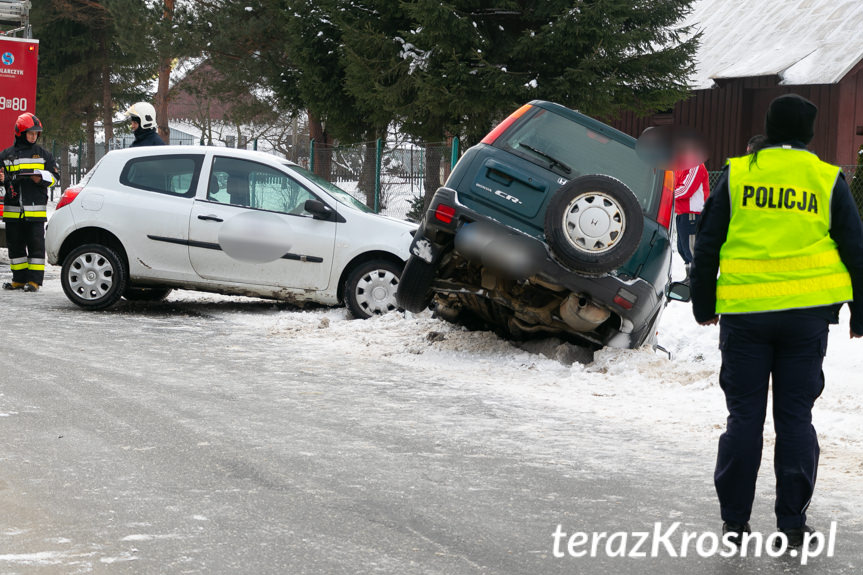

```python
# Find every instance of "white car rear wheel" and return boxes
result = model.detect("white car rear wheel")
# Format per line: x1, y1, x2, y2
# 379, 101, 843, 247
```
61, 243, 127, 310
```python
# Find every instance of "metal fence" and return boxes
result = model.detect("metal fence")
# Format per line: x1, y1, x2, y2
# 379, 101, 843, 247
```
305, 139, 457, 220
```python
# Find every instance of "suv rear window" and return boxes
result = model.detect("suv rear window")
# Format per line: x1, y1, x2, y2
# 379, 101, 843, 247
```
120, 154, 204, 198
499, 109, 658, 211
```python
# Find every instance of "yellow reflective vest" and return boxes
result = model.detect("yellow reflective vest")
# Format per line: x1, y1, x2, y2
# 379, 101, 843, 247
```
716, 147, 853, 314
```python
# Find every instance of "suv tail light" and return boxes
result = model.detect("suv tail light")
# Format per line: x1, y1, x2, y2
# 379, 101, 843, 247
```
656, 171, 675, 229
56, 186, 83, 210
614, 288, 638, 310
434, 203, 457, 224
480, 103, 533, 145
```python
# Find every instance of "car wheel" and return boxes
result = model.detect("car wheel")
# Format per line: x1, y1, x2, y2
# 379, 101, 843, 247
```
395, 256, 436, 313
544, 175, 644, 275
123, 287, 173, 302
344, 259, 402, 319
61, 243, 127, 310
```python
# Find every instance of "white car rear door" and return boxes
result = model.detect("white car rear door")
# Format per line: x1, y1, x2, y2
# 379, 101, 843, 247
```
113, 153, 204, 279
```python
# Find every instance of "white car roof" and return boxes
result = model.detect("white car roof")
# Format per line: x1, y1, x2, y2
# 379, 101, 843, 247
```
106, 145, 297, 167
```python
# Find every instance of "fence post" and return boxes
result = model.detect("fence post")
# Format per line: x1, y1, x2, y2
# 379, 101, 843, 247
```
374, 138, 383, 213
253, 138, 258, 151
451, 136, 459, 170
309, 138, 315, 173
76, 139, 82, 183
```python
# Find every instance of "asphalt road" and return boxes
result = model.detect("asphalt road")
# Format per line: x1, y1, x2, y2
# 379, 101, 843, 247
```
0, 268, 861, 574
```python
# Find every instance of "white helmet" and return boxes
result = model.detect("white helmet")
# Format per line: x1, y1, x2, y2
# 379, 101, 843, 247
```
125, 102, 158, 130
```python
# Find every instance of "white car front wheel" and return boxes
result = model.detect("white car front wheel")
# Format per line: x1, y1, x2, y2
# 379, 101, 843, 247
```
344, 259, 402, 319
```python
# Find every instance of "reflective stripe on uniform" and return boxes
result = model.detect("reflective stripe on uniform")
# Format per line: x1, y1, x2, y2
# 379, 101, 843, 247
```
3, 205, 21, 213
39, 171, 56, 187
23, 205, 47, 218
10, 257, 27, 265
28, 258, 45, 271
9, 262, 28, 270
716, 273, 852, 301
719, 250, 844, 275
5, 161, 46, 172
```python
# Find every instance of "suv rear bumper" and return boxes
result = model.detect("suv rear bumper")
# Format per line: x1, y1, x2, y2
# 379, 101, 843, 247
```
416, 187, 666, 348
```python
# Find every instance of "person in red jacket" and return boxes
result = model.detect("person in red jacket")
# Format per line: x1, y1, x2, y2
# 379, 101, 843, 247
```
674, 161, 710, 281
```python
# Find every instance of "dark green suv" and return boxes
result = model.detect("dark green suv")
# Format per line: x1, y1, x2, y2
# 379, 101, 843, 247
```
397, 101, 678, 349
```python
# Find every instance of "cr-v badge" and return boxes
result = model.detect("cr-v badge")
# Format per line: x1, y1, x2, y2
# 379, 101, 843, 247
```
476, 182, 523, 205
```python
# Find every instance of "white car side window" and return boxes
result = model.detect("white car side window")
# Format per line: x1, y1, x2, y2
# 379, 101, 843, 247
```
120, 155, 203, 198
208, 157, 316, 216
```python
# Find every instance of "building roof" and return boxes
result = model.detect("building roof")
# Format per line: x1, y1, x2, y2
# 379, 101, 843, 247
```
684, 0, 863, 89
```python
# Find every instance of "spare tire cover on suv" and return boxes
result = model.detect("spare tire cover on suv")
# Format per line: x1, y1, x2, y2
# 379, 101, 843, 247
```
543, 174, 643, 275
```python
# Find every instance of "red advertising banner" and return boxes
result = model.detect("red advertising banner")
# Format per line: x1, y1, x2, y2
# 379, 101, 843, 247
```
0, 37, 39, 150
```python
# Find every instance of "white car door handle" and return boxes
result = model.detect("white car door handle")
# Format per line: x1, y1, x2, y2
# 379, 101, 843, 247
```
197, 214, 224, 222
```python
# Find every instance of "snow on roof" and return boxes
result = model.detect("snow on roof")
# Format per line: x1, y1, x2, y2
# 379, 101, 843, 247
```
684, 0, 863, 89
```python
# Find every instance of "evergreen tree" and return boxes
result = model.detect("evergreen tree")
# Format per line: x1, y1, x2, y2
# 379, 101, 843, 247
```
33, 0, 157, 168
340, 0, 699, 205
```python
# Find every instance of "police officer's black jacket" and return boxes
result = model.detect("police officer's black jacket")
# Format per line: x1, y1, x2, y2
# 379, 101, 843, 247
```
1, 136, 60, 222
691, 142, 863, 335
131, 127, 166, 147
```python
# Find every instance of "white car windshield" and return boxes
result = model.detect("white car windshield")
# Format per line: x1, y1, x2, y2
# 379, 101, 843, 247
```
284, 163, 373, 213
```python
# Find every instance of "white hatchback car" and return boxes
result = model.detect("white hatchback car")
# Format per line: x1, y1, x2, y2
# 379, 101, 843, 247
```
46, 146, 416, 317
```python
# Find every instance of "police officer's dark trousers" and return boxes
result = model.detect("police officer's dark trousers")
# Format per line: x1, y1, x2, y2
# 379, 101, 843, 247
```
5, 219, 46, 285
716, 311, 827, 529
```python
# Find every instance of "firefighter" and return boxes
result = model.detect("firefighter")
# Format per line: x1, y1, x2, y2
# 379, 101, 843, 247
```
691, 94, 863, 547
0, 113, 59, 292
124, 102, 165, 147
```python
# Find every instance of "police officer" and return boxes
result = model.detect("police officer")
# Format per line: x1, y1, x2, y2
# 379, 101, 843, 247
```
692, 94, 863, 548
124, 102, 165, 147
0, 113, 60, 292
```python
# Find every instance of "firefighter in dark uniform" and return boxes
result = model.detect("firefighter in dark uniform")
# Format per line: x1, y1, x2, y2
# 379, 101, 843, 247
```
692, 94, 863, 548
124, 102, 165, 147
0, 113, 60, 292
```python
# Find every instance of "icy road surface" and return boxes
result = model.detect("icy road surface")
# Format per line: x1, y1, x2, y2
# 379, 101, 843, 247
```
0, 265, 861, 574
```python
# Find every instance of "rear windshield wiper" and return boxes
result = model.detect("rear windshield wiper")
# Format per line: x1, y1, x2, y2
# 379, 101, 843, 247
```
517, 143, 572, 174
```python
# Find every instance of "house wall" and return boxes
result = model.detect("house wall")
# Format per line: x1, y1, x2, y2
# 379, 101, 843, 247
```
610, 74, 861, 170
835, 61, 863, 167
167, 87, 234, 123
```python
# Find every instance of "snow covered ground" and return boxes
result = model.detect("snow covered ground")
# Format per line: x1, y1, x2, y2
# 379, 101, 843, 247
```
2, 244, 862, 572
162, 254, 863, 514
